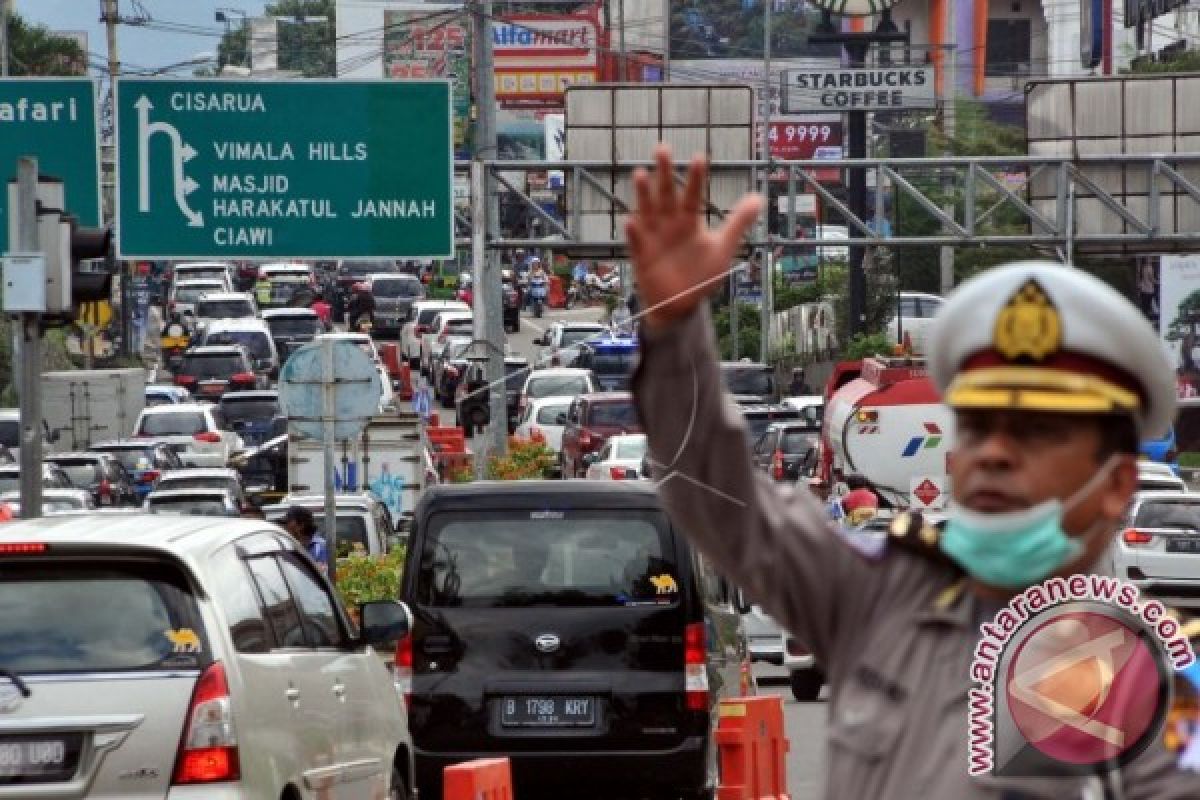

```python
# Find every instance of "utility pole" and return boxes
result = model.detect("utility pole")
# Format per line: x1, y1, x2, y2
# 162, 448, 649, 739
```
15, 157, 43, 519
617, 0, 626, 80
470, 0, 507, 466
939, 5, 957, 298
103, 0, 129, 358
1, 0, 10, 77
759, 0, 773, 363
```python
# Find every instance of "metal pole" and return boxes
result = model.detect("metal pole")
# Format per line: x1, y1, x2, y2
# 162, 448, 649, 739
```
662, 0, 670, 80
760, 0, 773, 363
471, 0, 506, 462
938, 8, 957, 298
847, 40, 868, 337
320, 336, 338, 576
16, 157, 42, 519
0, 0, 9, 77
470, 160, 488, 480
617, 0, 626, 80
730, 272, 739, 360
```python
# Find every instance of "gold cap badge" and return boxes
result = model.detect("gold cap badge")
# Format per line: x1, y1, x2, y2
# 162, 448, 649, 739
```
994, 279, 1062, 361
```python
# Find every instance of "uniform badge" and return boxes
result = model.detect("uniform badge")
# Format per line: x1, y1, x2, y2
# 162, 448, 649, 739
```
993, 279, 1062, 361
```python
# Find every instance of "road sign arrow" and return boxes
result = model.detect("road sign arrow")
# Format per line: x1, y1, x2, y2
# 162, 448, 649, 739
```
133, 95, 154, 113
181, 143, 198, 162
182, 176, 199, 195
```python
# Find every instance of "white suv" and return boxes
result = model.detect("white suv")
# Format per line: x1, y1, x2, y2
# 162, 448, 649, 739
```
133, 403, 244, 468
0, 513, 415, 798
402, 301, 468, 368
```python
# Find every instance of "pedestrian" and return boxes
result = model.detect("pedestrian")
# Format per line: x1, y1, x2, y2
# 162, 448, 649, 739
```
282, 506, 328, 571
787, 367, 813, 396
625, 145, 1199, 796
347, 282, 375, 331
310, 294, 332, 328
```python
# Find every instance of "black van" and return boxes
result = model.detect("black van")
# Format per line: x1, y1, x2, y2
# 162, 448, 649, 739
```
400, 481, 751, 800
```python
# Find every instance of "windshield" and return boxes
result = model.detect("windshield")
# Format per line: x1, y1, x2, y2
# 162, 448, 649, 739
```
158, 477, 239, 494
373, 278, 422, 298
781, 431, 819, 454
92, 446, 155, 471
307, 514, 369, 557
175, 284, 222, 303
267, 316, 322, 337
180, 354, 243, 378
527, 375, 589, 398
744, 411, 803, 442
176, 269, 226, 283
562, 328, 602, 347
0, 562, 204, 673
138, 412, 206, 436
205, 331, 272, 360
1135, 500, 1200, 530
723, 366, 775, 397
340, 260, 395, 276
416, 510, 676, 608
445, 320, 473, 335
196, 300, 254, 319
0, 475, 17, 493
417, 307, 457, 325
537, 403, 571, 425
0, 419, 16, 448
588, 401, 639, 428
149, 496, 234, 516
590, 350, 636, 374
50, 462, 103, 486
220, 399, 278, 421
615, 437, 647, 459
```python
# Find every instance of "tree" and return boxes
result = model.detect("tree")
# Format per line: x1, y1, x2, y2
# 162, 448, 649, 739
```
217, 0, 335, 77
5, 13, 86, 76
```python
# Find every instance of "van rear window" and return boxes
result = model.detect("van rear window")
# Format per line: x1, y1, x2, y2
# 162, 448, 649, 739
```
0, 561, 205, 673
416, 510, 677, 608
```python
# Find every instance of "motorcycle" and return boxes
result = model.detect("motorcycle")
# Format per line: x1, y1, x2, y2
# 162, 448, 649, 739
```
529, 276, 548, 319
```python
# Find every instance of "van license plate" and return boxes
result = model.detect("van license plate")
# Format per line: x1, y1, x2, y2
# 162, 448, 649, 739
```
501, 696, 595, 727
1167, 537, 1200, 553
0, 734, 82, 783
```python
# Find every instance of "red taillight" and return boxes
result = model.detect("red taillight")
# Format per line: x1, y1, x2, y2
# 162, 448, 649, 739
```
172, 661, 240, 785
99, 479, 112, 497
193, 432, 221, 443
139, 469, 160, 484
771, 450, 785, 481
394, 633, 413, 704
609, 466, 627, 480
230, 372, 256, 385
0, 542, 47, 554
684, 622, 708, 711
416, 324, 429, 335
1123, 528, 1153, 545
175, 374, 197, 387
446, 365, 459, 379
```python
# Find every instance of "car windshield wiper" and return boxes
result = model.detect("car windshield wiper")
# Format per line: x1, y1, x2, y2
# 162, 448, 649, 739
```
0, 668, 31, 698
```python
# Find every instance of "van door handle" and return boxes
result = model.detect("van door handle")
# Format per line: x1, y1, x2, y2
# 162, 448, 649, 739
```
285, 687, 301, 702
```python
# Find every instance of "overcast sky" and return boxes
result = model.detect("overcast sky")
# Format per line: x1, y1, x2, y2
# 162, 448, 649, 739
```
17, 0, 267, 73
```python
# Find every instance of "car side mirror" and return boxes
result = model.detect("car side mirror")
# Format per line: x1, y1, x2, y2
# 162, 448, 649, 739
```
358, 600, 411, 646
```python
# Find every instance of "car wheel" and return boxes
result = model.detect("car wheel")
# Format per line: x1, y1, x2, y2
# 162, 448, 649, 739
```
388, 766, 408, 800
790, 668, 823, 702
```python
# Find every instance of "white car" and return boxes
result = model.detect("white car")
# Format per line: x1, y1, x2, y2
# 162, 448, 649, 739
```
742, 604, 786, 666
0, 488, 95, 514
133, 403, 244, 468
1106, 491, 1200, 607
516, 367, 599, 422
171, 261, 235, 291
0, 513, 414, 797
886, 291, 944, 355
1139, 461, 1187, 492
264, 492, 402, 556
196, 317, 281, 377
169, 278, 227, 318
192, 291, 259, 330
403, 300, 468, 367
316, 332, 395, 411
536, 321, 607, 368
156, 467, 246, 505
145, 487, 242, 516
583, 433, 648, 480
420, 311, 473, 376
430, 334, 472, 390
780, 395, 824, 429
513, 395, 575, 453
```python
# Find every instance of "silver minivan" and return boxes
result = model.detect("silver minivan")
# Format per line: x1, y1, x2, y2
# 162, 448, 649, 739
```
0, 513, 415, 798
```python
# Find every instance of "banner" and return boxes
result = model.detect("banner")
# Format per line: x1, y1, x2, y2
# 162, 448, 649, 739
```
494, 7, 602, 108
1159, 254, 1200, 398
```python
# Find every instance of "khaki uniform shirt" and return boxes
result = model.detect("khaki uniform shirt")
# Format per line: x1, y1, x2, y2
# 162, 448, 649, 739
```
632, 307, 1200, 800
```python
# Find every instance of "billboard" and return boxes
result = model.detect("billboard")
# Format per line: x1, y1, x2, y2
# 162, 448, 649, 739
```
669, 1, 838, 60
768, 119, 842, 183
1159, 254, 1200, 399
494, 8, 602, 108
383, 6, 471, 156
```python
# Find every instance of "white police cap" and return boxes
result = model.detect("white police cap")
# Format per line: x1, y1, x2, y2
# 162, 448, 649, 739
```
927, 261, 1175, 438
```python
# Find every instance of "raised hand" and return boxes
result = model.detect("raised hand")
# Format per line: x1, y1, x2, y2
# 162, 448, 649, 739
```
625, 144, 763, 329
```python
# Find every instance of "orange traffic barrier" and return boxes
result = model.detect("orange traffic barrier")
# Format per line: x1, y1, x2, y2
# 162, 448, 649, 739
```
548, 275, 567, 309
427, 426, 467, 454
715, 696, 790, 800
397, 362, 414, 402
443, 757, 513, 800
379, 342, 402, 380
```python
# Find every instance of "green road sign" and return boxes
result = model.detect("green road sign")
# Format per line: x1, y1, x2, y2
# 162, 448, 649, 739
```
115, 79, 453, 259
0, 78, 100, 253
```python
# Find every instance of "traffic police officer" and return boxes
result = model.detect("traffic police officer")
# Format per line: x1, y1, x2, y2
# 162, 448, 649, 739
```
627, 144, 1200, 798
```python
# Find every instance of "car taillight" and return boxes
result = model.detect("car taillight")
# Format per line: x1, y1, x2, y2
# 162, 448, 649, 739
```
139, 469, 160, 484
193, 432, 221, 443
772, 449, 785, 481
416, 324, 429, 335
684, 622, 708, 711
609, 466, 627, 480
0, 542, 47, 554
1123, 528, 1153, 545
172, 661, 240, 785
175, 374, 197, 387
99, 479, 112, 497
393, 633, 413, 704
446, 366, 459, 379
786, 637, 809, 658
231, 372, 256, 385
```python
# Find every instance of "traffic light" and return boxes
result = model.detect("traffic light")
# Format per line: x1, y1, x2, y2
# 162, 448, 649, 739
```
66, 216, 113, 304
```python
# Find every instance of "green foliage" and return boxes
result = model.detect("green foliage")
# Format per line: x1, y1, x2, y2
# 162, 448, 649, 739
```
773, 279, 821, 312
335, 547, 406, 610
843, 332, 894, 360
6, 14, 86, 76
485, 435, 557, 480
713, 303, 762, 362
670, 1, 835, 60
1179, 452, 1200, 469
218, 0, 335, 77
1127, 50, 1200, 74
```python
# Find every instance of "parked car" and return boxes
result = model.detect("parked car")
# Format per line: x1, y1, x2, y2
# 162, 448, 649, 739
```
513, 395, 575, 454
403, 300, 469, 368
456, 356, 532, 435
0, 462, 73, 494
886, 291, 944, 355
45, 452, 139, 507
262, 308, 325, 363
197, 318, 281, 380
145, 384, 192, 407
560, 391, 642, 479
132, 403, 244, 468
1139, 461, 1187, 493
1105, 491, 1200, 608
420, 311, 473, 376
264, 492, 401, 556
535, 321, 607, 367
155, 467, 248, 509
719, 361, 777, 405
88, 439, 185, 499
751, 422, 820, 482
401, 480, 750, 800
0, 487, 95, 514
583, 433, 648, 480
369, 272, 426, 337
0, 514, 414, 797
219, 390, 281, 447
174, 344, 265, 399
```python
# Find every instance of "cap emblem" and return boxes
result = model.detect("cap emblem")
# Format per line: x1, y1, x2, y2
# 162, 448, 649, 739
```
994, 279, 1062, 361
